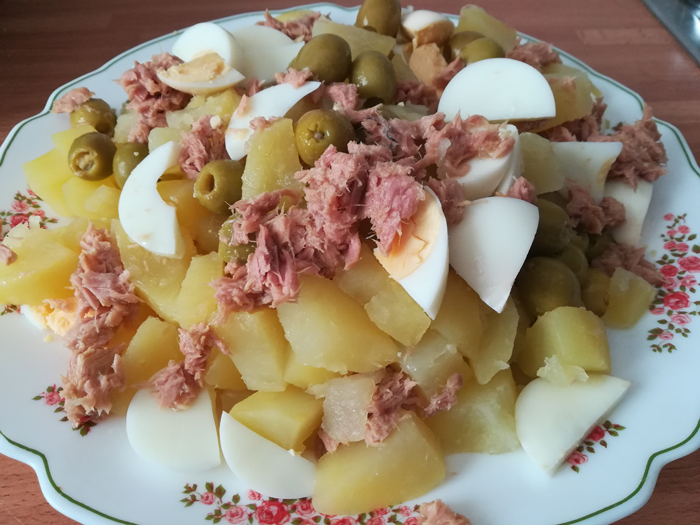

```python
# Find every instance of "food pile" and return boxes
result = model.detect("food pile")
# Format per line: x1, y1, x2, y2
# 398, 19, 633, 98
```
0, 0, 669, 519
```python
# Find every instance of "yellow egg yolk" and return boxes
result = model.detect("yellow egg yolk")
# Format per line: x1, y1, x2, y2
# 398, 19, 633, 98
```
161, 53, 231, 84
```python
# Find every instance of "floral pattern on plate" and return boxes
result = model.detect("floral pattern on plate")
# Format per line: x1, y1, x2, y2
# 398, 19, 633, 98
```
566, 420, 626, 473
32, 384, 97, 436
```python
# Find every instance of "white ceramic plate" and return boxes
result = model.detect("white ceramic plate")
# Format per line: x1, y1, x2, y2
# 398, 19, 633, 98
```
1, 4, 700, 525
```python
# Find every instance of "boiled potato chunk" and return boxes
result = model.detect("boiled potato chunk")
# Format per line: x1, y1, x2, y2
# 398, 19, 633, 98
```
518, 306, 611, 377
277, 275, 399, 374
218, 389, 254, 413
23, 148, 74, 217
241, 119, 304, 200
114, 111, 138, 143
205, 348, 247, 390
602, 267, 656, 328
313, 413, 445, 515
580, 268, 611, 317
213, 309, 289, 391
83, 185, 121, 220
543, 62, 603, 98
230, 386, 322, 452
312, 16, 396, 59
321, 375, 376, 443
148, 127, 184, 152
63, 177, 119, 219
166, 89, 241, 130
527, 74, 594, 133
335, 244, 430, 346
457, 5, 517, 51
520, 132, 564, 194
52, 124, 97, 157
112, 219, 195, 323
174, 253, 223, 329
284, 352, 340, 390
426, 369, 520, 454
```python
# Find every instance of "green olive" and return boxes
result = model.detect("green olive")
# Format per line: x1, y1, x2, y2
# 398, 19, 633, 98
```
350, 50, 397, 105
218, 217, 255, 263
68, 132, 117, 181
580, 268, 610, 317
292, 34, 352, 84
555, 244, 589, 283
531, 198, 572, 256
460, 37, 505, 64
449, 31, 483, 60
295, 110, 355, 166
569, 230, 590, 253
516, 257, 583, 318
538, 191, 568, 209
194, 160, 244, 215
112, 142, 149, 189
70, 99, 117, 137
355, 0, 401, 36
585, 232, 615, 261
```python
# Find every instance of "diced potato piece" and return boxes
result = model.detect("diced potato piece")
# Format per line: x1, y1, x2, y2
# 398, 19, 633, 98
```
276, 9, 318, 22
321, 375, 376, 443
314, 412, 445, 515
229, 386, 322, 452
312, 16, 396, 59
511, 291, 532, 363
0, 238, 78, 305
580, 268, 611, 317
392, 53, 418, 82
112, 219, 195, 322
527, 74, 594, 133
213, 309, 289, 391
148, 127, 184, 152
277, 275, 399, 374
543, 62, 603, 98
63, 176, 119, 220
174, 253, 223, 329
426, 369, 520, 454
464, 298, 518, 384
284, 352, 340, 390
457, 5, 518, 51
109, 303, 157, 351
166, 89, 241, 130
520, 132, 564, 195
218, 389, 254, 413
241, 119, 304, 200
409, 43, 447, 88
22, 149, 74, 216
400, 330, 472, 398
602, 267, 656, 328
536, 355, 589, 386
205, 348, 247, 390
52, 124, 97, 157
335, 244, 430, 346
83, 185, 121, 220
431, 271, 483, 357
518, 306, 611, 377
114, 111, 138, 143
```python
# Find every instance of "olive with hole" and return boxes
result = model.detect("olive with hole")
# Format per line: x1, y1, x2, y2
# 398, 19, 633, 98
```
68, 132, 117, 181
555, 244, 589, 283
355, 0, 401, 36
516, 257, 583, 318
70, 99, 117, 137
295, 109, 355, 166
292, 34, 352, 84
113, 142, 149, 189
585, 232, 615, 261
448, 31, 483, 60
194, 160, 244, 215
580, 268, 610, 317
531, 198, 572, 256
350, 50, 397, 104
459, 37, 505, 64
218, 217, 255, 263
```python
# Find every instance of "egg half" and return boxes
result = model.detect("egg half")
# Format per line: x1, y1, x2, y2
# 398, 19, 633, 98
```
158, 54, 245, 95
603, 179, 653, 246
172, 22, 245, 70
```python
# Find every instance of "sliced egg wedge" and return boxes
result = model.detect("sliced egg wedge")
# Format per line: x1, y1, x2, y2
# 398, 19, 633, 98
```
231, 25, 295, 48
20, 305, 48, 331
553, 141, 624, 203
603, 179, 653, 246
158, 54, 245, 95
238, 43, 306, 85
438, 58, 556, 122
172, 22, 244, 70
126, 387, 221, 473
449, 196, 539, 313
219, 411, 316, 499
118, 141, 185, 258
515, 375, 631, 474
494, 127, 523, 194
374, 187, 449, 320
225, 81, 321, 161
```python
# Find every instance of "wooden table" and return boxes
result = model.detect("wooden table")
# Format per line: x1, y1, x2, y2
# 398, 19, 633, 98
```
1, 0, 699, 523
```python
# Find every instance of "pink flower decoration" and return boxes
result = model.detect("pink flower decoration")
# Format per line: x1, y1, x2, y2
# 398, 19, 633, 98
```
11, 200, 29, 213
677, 243, 690, 252
660, 265, 679, 277
405, 519, 420, 525
587, 426, 606, 442
9, 214, 28, 228
226, 506, 250, 524
679, 256, 700, 273
27, 189, 38, 198
659, 331, 674, 341
44, 391, 62, 406
664, 291, 690, 310
32, 209, 45, 218
678, 225, 691, 234
682, 275, 697, 287
671, 313, 691, 326
200, 492, 216, 505
293, 500, 315, 518
247, 490, 262, 501
398, 506, 413, 517
664, 277, 680, 290
330, 517, 358, 525
372, 508, 389, 516
367, 517, 385, 525
669, 229, 678, 236
567, 451, 588, 466
296, 520, 316, 525
664, 241, 677, 250
255, 501, 291, 525
664, 213, 674, 221
651, 307, 665, 315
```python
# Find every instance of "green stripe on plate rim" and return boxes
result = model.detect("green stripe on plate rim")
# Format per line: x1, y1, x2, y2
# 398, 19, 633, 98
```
0, 4, 699, 524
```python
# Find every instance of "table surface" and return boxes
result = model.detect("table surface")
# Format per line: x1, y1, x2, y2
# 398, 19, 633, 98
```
1, 0, 699, 524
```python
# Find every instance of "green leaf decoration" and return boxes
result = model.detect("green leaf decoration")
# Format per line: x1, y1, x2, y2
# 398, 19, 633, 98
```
215, 485, 226, 499
247, 504, 257, 510
600, 440, 608, 448
32, 395, 42, 400
587, 447, 595, 453
609, 430, 619, 437
613, 425, 626, 430
206, 482, 214, 493
572, 465, 580, 473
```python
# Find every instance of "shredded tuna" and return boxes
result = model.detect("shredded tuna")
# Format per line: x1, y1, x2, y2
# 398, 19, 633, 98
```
505, 177, 537, 204
418, 500, 471, 525
52, 87, 95, 113
245, 78, 264, 97
591, 242, 664, 286
326, 82, 361, 112
318, 428, 340, 454
257, 10, 321, 42
274, 68, 313, 87
433, 58, 464, 92
179, 115, 229, 179
249, 116, 282, 134
365, 370, 422, 446
428, 178, 469, 225
544, 98, 607, 142
566, 185, 625, 235
0, 244, 17, 265
150, 361, 200, 410
118, 52, 190, 143
394, 80, 439, 113
234, 95, 252, 118
506, 40, 561, 72
424, 374, 464, 418
600, 197, 626, 229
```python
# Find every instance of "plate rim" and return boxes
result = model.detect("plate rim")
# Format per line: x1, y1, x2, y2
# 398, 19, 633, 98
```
1, 3, 700, 524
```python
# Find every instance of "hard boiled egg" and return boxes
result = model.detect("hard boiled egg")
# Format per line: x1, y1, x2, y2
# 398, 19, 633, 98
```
495, 128, 523, 194
172, 22, 245, 70
118, 141, 185, 258
603, 179, 653, 246
401, 10, 455, 48
553, 141, 624, 203
158, 54, 245, 95
449, 196, 539, 313
126, 388, 221, 473
219, 411, 316, 499
438, 58, 556, 122
515, 375, 631, 474
374, 188, 449, 320
225, 81, 321, 161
